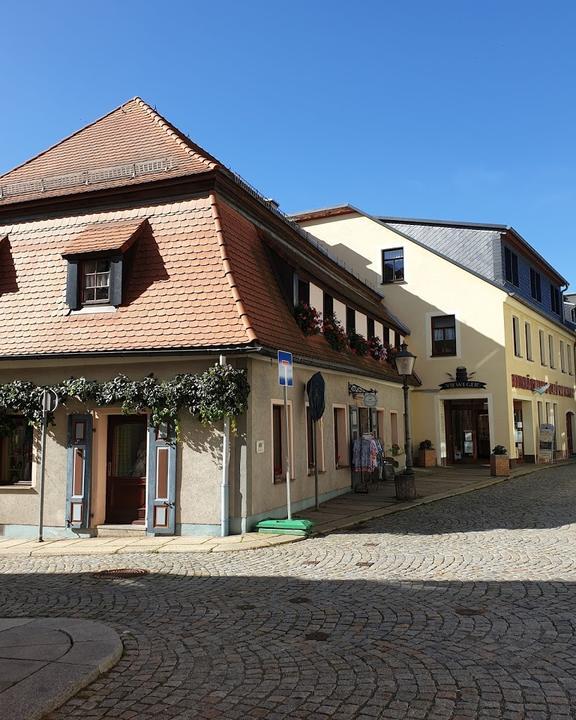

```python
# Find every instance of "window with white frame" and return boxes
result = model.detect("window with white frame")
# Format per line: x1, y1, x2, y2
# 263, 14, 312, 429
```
549, 335, 555, 368
306, 405, 325, 473
560, 340, 566, 373
539, 330, 547, 365
512, 316, 522, 357
0, 418, 33, 486
525, 322, 533, 361
272, 401, 293, 483
333, 406, 348, 468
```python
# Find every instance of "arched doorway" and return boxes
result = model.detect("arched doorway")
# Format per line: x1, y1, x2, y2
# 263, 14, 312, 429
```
567, 412, 574, 457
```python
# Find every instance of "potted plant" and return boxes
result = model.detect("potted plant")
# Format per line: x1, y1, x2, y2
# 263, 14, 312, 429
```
490, 445, 509, 477
418, 440, 437, 468
367, 336, 386, 361
347, 330, 369, 356
322, 313, 348, 351
294, 303, 322, 336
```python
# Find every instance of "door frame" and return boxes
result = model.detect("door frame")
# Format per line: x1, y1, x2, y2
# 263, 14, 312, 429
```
437, 393, 494, 465
105, 413, 149, 525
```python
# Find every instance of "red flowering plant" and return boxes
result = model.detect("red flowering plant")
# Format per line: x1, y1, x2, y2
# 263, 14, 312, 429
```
347, 330, 369, 356
322, 313, 348, 351
294, 303, 322, 336
367, 335, 387, 361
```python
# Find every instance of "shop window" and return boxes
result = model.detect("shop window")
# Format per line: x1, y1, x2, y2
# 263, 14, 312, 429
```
382, 247, 404, 283
525, 322, 533, 361
306, 406, 325, 472
272, 402, 292, 483
376, 409, 386, 443
539, 330, 547, 366
390, 412, 399, 447
530, 269, 542, 301
333, 406, 348, 468
431, 315, 457, 356
504, 247, 519, 286
0, 418, 33, 486
549, 335, 555, 368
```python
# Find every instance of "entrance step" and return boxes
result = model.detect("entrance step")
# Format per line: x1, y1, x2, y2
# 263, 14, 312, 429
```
96, 524, 146, 538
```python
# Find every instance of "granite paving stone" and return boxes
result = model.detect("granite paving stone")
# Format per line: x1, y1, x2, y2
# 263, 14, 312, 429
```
1, 467, 576, 718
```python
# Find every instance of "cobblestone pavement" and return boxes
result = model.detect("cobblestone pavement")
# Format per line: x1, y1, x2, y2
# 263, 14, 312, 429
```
2, 467, 576, 720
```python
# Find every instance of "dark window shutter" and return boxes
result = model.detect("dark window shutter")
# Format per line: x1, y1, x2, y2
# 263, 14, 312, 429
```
109, 257, 124, 307
66, 261, 80, 310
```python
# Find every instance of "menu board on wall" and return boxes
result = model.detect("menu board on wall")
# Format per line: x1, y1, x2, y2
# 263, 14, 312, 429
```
539, 424, 555, 463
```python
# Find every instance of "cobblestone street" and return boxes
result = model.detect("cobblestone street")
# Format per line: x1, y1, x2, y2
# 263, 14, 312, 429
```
2, 467, 576, 720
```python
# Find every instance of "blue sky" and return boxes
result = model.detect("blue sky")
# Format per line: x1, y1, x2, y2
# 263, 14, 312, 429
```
2, 1, 575, 285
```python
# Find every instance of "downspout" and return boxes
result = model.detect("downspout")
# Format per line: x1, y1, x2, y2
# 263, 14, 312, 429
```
220, 354, 231, 536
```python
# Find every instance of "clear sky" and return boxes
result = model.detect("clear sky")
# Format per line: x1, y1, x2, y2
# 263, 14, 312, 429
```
2, 1, 575, 285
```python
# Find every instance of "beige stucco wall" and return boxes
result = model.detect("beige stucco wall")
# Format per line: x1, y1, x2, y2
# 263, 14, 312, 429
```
504, 298, 576, 459
0, 356, 224, 537
246, 354, 406, 522
300, 213, 514, 460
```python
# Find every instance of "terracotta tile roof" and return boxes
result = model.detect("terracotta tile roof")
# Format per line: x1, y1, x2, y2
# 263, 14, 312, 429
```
0, 196, 248, 357
0, 190, 406, 383
0, 98, 219, 206
214, 197, 405, 382
62, 219, 147, 257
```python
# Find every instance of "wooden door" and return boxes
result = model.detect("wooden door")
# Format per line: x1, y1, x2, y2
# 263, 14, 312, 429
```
567, 413, 574, 456
106, 415, 148, 524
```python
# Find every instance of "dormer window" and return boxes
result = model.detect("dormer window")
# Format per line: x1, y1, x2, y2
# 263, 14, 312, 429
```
81, 259, 111, 304
62, 218, 147, 311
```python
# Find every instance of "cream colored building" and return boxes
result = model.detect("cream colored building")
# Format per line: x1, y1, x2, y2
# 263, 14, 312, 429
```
295, 207, 576, 466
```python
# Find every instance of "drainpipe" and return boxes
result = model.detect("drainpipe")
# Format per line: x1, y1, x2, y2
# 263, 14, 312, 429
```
220, 355, 230, 537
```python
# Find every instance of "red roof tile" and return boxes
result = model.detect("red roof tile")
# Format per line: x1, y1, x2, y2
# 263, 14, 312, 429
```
62, 219, 147, 257
0, 98, 218, 206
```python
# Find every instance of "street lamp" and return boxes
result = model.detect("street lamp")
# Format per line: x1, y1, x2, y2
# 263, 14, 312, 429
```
393, 343, 417, 500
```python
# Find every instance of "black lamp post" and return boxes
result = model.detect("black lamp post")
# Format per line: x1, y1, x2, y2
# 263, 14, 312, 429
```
393, 342, 417, 500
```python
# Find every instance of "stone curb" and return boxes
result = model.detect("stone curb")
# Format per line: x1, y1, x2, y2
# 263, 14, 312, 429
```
309, 459, 576, 536
0, 617, 123, 720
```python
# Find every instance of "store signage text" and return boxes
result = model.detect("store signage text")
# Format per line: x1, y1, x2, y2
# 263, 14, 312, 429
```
511, 374, 574, 398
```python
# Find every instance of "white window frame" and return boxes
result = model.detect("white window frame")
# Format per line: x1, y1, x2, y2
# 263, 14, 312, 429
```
271, 400, 294, 484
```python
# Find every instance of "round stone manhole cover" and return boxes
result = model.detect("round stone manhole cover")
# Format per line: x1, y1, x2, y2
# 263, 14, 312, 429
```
92, 569, 150, 579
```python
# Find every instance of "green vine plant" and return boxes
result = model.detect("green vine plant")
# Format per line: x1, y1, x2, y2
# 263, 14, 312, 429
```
0, 364, 250, 437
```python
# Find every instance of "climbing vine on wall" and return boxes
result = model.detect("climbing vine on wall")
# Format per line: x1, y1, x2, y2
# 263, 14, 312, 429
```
0, 364, 250, 434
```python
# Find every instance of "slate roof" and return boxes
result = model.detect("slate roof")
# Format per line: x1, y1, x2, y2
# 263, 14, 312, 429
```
383, 219, 503, 283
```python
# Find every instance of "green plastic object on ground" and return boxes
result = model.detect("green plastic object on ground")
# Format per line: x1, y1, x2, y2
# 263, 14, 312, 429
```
255, 518, 314, 536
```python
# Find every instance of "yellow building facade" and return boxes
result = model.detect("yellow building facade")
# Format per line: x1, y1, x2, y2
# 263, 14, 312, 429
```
296, 207, 576, 466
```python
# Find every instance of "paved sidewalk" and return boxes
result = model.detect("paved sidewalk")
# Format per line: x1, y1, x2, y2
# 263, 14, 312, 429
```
0, 617, 122, 720
0, 532, 301, 557
0, 460, 573, 557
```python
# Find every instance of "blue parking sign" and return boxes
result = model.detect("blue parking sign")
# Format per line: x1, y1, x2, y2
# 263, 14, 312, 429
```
278, 351, 293, 386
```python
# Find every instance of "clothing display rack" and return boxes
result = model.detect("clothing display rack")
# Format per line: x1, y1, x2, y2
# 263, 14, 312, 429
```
351, 433, 386, 493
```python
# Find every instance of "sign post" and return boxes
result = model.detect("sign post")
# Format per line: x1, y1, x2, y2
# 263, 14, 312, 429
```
38, 389, 59, 543
278, 351, 293, 520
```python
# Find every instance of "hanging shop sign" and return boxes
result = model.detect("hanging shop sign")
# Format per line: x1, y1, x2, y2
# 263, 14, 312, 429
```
348, 383, 377, 396
439, 367, 486, 391
363, 392, 377, 408
511, 374, 574, 398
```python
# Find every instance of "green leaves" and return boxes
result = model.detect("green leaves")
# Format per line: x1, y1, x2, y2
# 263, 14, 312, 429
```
0, 364, 250, 434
